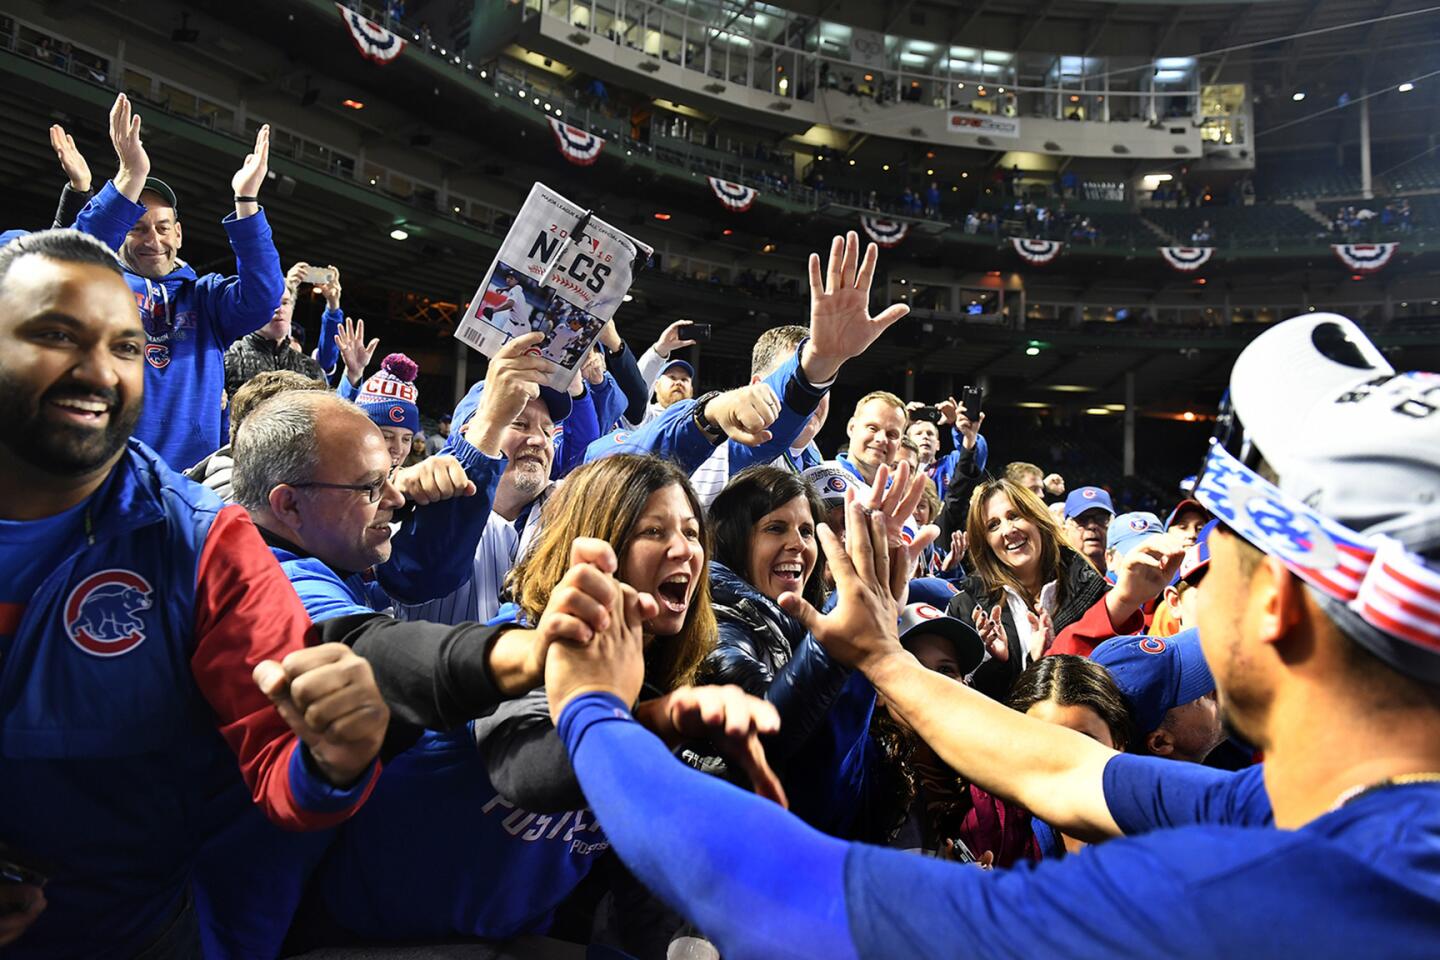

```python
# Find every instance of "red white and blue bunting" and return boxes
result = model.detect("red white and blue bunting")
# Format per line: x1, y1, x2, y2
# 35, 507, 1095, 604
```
548, 118, 605, 166
335, 3, 407, 65
707, 176, 757, 213
860, 216, 909, 248
1012, 238, 1063, 265
1332, 242, 1398, 273
1159, 246, 1215, 272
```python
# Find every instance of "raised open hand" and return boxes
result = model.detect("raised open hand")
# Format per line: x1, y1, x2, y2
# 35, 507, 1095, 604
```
336, 316, 380, 386
49, 124, 91, 191
801, 230, 910, 382
231, 124, 271, 213
107, 93, 150, 202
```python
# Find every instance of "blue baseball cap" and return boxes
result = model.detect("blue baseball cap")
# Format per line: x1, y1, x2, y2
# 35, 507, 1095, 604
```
1107, 511, 1165, 557
1091, 627, 1215, 734
661, 359, 695, 379
907, 577, 960, 610
1064, 486, 1115, 519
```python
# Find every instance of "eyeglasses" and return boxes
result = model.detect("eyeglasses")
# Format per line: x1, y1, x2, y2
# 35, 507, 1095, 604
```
287, 466, 397, 504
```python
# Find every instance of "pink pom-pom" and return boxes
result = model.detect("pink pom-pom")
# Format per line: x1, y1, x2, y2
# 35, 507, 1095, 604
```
381, 353, 419, 383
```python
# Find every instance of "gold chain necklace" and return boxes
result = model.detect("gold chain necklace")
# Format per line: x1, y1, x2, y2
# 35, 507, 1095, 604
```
1331, 772, 1440, 812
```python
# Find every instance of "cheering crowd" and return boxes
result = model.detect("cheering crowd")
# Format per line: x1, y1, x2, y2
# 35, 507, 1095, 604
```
2, 91, 1439, 959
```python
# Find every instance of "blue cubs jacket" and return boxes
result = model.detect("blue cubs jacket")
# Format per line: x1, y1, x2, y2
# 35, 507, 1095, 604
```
73, 181, 284, 469
0, 441, 376, 960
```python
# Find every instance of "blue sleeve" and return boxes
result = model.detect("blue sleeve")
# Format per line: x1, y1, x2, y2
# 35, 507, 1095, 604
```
554, 385, 598, 480
198, 209, 285, 344
726, 345, 826, 476
1102, 754, 1273, 833
843, 828, 1235, 959
558, 692, 859, 960
337, 375, 360, 402
286, 561, 376, 622
287, 742, 379, 813
585, 397, 716, 471
71, 179, 142, 252
603, 341, 650, 425
315, 306, 343, 376
591, 371, 629, 436
378, 433, 504, 604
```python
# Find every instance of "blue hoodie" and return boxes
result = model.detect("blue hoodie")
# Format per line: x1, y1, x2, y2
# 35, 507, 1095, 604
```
73, 181, 284, 469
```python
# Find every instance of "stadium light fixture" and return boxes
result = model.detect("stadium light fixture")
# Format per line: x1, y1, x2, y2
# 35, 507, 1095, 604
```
1292, 92, 1306, 101
1399, 82, 1415, 93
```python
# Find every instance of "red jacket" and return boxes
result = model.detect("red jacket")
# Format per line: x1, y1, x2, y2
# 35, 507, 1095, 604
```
1048, 593, 1144, 657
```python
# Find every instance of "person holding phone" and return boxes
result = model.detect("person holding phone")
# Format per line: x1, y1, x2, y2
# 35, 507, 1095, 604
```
222, 260, 341, 402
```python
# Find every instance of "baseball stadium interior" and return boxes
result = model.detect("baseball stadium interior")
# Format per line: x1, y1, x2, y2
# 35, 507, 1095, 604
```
8, 0, 1440, 499
5, 0, 1440, 956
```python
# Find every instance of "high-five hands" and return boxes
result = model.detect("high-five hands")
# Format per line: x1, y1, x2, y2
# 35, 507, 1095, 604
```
779, 490, 937, 672
538, 541, 788, 806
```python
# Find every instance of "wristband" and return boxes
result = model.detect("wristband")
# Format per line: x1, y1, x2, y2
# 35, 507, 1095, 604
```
691, 391, 725, 445
234, 195, 259, 203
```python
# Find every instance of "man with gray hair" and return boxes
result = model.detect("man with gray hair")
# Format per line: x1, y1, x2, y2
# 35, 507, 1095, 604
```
203, 338, 585, 956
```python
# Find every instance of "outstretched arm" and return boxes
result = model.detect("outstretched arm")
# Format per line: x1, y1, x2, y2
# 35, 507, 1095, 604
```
779, 492, 1124, 841
558, 692, 857, 960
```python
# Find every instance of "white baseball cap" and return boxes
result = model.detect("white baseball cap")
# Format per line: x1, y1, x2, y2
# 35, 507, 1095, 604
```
1199, 313, 1440, 682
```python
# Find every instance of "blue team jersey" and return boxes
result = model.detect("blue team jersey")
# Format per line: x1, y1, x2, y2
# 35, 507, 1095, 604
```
316, 724, 608, 939
846, 774, 1435, 959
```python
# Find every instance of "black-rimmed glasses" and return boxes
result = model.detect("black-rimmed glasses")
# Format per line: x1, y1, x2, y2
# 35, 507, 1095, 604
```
287, 466, 398, 504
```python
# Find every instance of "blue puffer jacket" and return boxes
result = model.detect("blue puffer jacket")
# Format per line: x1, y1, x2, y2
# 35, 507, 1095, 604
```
699, 562, 853, 765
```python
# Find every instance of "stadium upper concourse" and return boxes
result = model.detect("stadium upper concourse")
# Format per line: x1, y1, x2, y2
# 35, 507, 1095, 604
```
4, 0, 1439, 493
